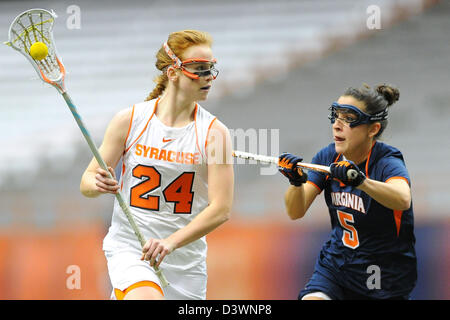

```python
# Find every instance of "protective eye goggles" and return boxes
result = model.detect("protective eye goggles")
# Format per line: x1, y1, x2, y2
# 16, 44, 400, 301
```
328, 102, 388, 127
163, 42, 218, 80
181, 59, 219, 79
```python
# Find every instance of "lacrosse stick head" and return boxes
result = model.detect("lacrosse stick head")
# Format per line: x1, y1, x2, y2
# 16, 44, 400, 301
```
5, 8, 66, 93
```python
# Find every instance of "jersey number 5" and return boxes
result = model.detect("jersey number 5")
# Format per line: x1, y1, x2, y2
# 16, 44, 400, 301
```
130, 165, 195, 214
337, 210, 360, 249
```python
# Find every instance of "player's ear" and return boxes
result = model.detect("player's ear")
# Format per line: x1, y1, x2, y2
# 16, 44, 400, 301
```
368, 122, 381, 138
166, 66, 179, 82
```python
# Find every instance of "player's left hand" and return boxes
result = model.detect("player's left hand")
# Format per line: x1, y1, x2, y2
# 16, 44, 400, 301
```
330, 160, 366, 187
278, 153, 308, 186
141, 238, 176, 268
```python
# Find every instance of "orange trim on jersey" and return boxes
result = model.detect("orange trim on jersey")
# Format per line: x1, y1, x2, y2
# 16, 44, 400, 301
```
329, 153, 344, 185
124, 98, 160, 154
204, 117, 217, 155
365, 141, 376, 179
325, 153, 342, 182
120, 162, 126, 191
385, 176, 410, 186
114, 280, 164, 300
123, 104, 135, 150
393, 210, 403, 237
306, 180, 322, 193
193, 104, 204, 161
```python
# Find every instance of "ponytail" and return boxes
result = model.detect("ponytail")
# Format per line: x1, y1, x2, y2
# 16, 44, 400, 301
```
145, 73, 168, 101
376, 84, 400, 107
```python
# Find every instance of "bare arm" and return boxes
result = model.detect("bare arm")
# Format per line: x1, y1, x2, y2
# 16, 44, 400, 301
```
329, 160, 411, 211
284, 182, 321, 220
357, 178, 411, 211
79, 107, 132, 198
142, 119, 234, 267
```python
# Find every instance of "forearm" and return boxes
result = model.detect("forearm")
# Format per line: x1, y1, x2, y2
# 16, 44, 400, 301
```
80, 171, 102, 198
357, 178, 411, 211
167, 202, 231, 249
284, 185, 307, 220
80, 108, 130, 198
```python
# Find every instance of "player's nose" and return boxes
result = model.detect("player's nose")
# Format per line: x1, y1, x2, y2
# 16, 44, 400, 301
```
332, 119, 343, 131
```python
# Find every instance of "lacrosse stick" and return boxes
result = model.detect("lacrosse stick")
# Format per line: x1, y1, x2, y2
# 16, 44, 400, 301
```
232, 150, 358, 179
5, 8, 169, 288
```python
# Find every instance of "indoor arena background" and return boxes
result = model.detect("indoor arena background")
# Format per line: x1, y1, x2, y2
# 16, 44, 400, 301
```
0, 0, 448, 299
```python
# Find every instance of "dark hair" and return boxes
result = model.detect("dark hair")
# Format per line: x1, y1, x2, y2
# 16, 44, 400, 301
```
343, 83, 400, 138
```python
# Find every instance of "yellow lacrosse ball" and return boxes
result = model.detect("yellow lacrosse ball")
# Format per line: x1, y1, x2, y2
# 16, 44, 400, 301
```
29, 42, 48, 60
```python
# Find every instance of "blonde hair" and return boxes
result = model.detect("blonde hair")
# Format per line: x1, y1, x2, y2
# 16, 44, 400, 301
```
145, 30, 213, 101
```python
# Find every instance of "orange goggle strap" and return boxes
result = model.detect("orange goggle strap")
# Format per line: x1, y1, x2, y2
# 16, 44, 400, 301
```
163, 42, 217, 79
163, 41, 182, 68
182, 58, 217, 65
181, 69, 200, 80
182, 58, 218, 79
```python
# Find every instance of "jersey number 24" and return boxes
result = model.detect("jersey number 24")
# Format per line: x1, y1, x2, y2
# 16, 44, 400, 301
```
130, 165, 194, 214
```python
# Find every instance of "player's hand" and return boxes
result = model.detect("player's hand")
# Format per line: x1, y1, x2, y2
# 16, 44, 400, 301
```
141, 238, 175, 268
330, 160, 366, 187
95, 166, 119, 194
278, 153, 308, 186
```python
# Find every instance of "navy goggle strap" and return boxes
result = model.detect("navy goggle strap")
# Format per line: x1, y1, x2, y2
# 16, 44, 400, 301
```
368, 108, 389, 121
329, 103, 388, 124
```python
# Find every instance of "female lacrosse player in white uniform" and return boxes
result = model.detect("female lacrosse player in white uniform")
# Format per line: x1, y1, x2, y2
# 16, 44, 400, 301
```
80, 30, 234, 300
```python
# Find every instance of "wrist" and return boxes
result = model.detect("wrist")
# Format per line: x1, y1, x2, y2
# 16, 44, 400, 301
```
290, 179, 305, 187
355, 176, 368, 189
289, 184, 305, 191
290, 169, 308, 186
166, 234, 180, 251
80, 181, 101, 198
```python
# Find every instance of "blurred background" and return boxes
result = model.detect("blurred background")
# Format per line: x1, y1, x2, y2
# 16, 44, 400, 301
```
0, 0, 448, 299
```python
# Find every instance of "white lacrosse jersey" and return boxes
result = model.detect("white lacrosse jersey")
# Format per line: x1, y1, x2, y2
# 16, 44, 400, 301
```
103, 98, 218, 273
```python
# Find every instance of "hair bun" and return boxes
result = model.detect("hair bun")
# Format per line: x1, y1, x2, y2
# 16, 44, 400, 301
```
376, 84, 400, 106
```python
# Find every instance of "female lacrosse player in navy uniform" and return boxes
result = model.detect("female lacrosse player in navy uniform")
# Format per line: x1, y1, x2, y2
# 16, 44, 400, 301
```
278, 84, 417, 300
80, 30, 234, 300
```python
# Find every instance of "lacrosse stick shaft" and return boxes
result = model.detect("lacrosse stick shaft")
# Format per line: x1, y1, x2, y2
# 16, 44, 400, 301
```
232, 150, 358, 179
62, 92, 169, 287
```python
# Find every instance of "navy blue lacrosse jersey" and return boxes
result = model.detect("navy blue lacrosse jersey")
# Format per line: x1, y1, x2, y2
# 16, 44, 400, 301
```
302, 141, 417, 299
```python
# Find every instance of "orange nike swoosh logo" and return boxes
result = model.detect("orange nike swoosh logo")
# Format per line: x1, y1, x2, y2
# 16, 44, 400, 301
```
162, 138, 174, 143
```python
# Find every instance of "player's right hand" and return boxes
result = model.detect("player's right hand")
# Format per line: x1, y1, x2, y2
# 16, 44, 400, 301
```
330, 160, 366, 187
141, 238, 175, 268
278, 153, 308, 186
95, 166, 120, 194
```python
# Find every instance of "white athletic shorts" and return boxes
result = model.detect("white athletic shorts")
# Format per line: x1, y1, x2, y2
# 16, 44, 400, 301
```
105, 250, 207, 300
302, 291, 332, 300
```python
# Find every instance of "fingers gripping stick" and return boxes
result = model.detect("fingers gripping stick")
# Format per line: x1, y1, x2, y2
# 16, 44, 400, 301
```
330, 160, 365, 187
232, 150, 358, 181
